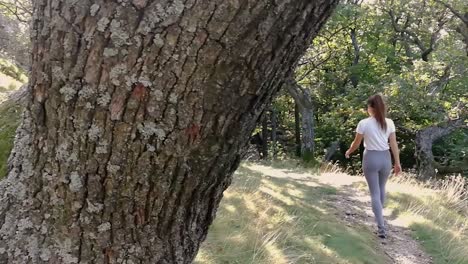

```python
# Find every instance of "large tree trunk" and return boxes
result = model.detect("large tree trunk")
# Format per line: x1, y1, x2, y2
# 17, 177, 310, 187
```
415, 119, 464, 179
0, 0, 338, 263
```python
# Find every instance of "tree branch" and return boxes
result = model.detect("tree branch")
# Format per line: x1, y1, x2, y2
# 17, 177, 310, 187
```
428, 65, 451, 96
285, 78, 314, 110
388, 9, 448, 61
434, 0, 468, 25
388, 10, 426, 51
350, 28, 360, 66
0, 0, 31, 24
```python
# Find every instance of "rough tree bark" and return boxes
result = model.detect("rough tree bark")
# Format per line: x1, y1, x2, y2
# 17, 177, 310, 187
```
0, 0, 338, 263
294, 103, 301, 157
415, 119, 465, 179
349, 27, 360, 88
271, 107, 278, 159
261, 112, 269, 159
286, 80, 314, 161
300, 88, 315, 161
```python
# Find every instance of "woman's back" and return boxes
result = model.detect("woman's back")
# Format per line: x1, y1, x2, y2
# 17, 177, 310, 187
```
356, 117, 395, 151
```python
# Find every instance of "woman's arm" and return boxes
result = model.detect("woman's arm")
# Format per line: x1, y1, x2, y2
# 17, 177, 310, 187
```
389, 132, 401, 175
345, 133, 363, 158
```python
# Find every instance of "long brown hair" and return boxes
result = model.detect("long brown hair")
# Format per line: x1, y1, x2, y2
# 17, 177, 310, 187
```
367, 94, 387, 131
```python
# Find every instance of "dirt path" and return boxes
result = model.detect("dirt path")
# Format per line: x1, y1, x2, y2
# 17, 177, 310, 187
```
317, 174, 433, 264
244, 163, 433, 264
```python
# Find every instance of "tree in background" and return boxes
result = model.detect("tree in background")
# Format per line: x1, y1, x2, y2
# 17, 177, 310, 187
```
269, 0, 467, 177
286, 79, 315, 161
0, 0, 31, 72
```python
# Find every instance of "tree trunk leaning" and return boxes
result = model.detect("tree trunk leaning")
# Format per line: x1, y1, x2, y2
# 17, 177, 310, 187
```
0, 1, 338, 263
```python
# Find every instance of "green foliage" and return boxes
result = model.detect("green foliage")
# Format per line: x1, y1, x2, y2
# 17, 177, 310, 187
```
433, 129, 468, 175
301, 150, 315, 163
268, 0, 467, 175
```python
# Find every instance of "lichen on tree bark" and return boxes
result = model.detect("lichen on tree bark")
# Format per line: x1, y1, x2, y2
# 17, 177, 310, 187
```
0, 0, 338, 263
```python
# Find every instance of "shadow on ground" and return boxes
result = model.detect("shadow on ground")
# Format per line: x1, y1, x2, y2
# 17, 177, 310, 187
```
196, 164, 391, 264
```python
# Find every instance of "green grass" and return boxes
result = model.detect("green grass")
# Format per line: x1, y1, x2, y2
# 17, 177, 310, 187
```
195, 164, 391, 264
0, 99, 22, 178
196, 164, 468, 264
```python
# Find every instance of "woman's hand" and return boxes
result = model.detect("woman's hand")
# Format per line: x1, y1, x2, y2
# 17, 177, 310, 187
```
346, 133, 363, 159
393, 163, 402, 175
389, 133, 401, 176
345, 149, 352, 159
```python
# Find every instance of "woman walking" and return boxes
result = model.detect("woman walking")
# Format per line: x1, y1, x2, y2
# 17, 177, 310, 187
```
345, 94, 401, 238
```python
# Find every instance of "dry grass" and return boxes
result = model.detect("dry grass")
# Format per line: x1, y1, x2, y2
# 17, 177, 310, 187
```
195, 163, 390, 264
196, 161, 468, 264
384, 173, 468, 264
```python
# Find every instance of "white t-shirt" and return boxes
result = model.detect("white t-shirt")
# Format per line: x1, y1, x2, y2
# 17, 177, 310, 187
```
356, 117, 396, 151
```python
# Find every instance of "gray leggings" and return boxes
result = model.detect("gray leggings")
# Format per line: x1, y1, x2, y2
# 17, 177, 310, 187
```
362, 149, 392, 229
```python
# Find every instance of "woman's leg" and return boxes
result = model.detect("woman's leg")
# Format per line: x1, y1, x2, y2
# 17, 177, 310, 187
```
363, 151, 385, 230
378, 158, 392, 207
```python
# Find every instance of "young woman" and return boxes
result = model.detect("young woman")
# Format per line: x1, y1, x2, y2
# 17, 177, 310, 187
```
345, 94, 401, 238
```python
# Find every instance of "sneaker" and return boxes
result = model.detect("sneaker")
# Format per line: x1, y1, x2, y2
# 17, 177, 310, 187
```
377, 228, 387, 239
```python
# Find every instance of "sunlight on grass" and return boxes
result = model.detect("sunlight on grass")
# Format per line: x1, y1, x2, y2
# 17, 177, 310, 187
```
318, 171, 364, 188
349, 171, 468, 263
244, 163, 315, 182
195, 164, 390, 264
387, 211, 428, 228
196, 162, 467, 264
386, 174, 468, 264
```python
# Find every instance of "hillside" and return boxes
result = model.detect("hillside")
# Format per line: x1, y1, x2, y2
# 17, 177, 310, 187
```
195, 162, 468, 264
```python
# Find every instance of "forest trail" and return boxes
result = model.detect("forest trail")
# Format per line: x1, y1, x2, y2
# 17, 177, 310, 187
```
324, 182, 432, 263
246, 163, 433, 264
